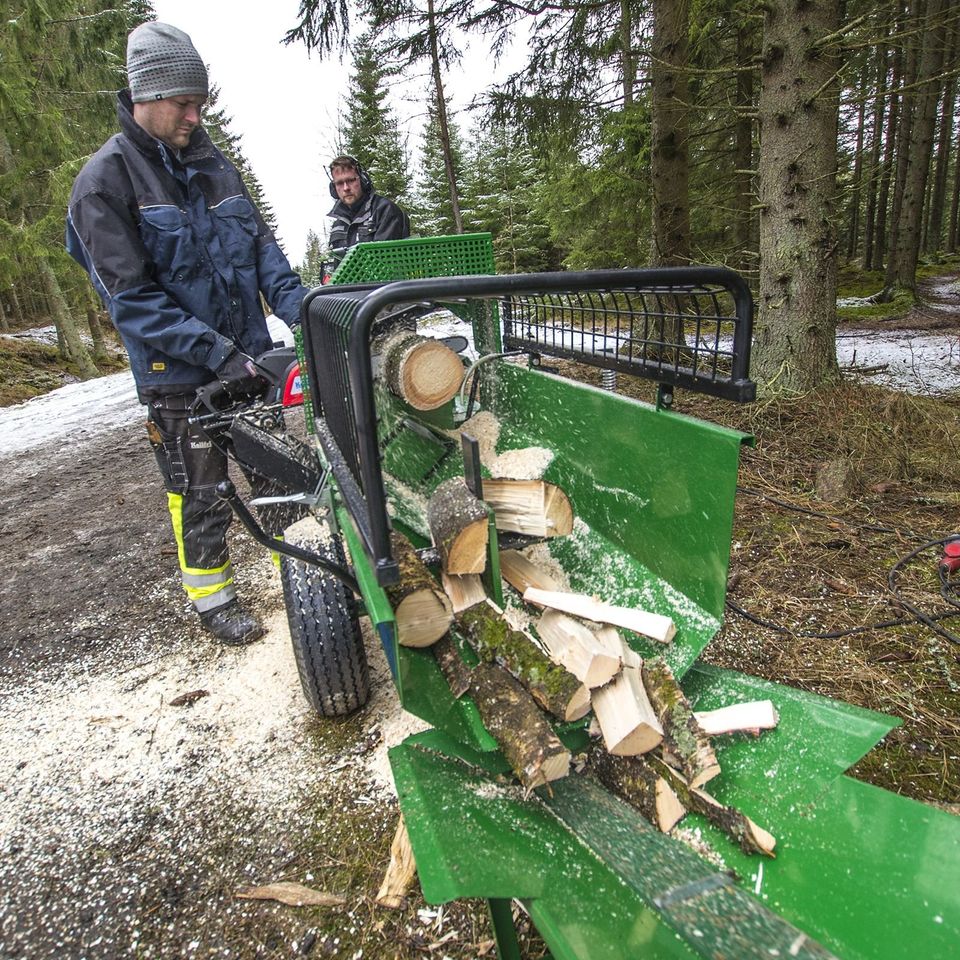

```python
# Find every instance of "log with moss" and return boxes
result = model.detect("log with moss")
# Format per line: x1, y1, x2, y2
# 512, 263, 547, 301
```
589, 746, 685, 832
432, 634, 570, 789
427, 477, 489, 575
375, 330, 464, 410
457, 599, 590, 722
386, 532, 453, 648
653, 758, 776, 857
641, 657, 719, 788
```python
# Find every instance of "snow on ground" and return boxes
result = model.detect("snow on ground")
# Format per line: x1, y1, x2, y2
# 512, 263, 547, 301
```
0, 369, 140, 460
837, 329, 960, 395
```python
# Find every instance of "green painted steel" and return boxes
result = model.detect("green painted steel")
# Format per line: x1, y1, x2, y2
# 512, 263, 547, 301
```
389, 665, 960, 960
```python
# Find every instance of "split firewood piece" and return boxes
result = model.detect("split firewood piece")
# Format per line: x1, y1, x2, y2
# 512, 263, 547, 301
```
375, 330, 464, 410
535, 608, 622, 688
694, 700, 780, 737
654, 759, 777, 858
427, 477, 489, 575
591, 664, 664, 755
499, 550, 562, 598
441, 571, 487, 613
376, 814, 418, 909
481, 479, 574, 538
641, 657, 720, 789
524, 587, 676, 644
457, 599, 590, 722
386, 532, 453, 648
589, 747, 686, 832
469, 661, 571, 789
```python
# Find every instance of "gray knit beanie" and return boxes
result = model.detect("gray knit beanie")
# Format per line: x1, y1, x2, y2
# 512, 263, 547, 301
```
127, 22, 208, 103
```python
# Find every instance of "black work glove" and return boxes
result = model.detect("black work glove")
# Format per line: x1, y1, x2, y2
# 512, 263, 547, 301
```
215, 350, 268, 399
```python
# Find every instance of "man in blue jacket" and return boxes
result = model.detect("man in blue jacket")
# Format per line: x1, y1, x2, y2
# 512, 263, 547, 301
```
67, 22, 309, 645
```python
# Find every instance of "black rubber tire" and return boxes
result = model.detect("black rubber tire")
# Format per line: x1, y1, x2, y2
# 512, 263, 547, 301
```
280, 526, 369, 717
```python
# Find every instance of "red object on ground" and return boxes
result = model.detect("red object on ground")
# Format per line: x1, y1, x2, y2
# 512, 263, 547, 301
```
282, 363, 304, 407
940, 539, 960, 575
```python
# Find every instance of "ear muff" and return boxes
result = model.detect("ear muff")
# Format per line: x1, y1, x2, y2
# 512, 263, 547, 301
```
328, 157, 373, 200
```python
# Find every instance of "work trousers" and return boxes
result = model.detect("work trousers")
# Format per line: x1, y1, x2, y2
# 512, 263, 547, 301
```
146, 394, 295, 614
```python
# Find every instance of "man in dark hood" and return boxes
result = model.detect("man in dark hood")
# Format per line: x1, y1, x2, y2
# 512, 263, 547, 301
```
327, 156, 410, 258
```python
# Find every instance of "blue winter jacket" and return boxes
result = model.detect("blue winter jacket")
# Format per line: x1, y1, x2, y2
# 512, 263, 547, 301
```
66, 92, 308, 400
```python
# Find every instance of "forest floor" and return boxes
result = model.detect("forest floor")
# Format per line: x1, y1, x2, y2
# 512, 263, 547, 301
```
1, 271, 959, 958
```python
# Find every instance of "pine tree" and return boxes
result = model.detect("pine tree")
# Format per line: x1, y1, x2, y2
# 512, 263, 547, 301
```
414, 90, 466, 236
295, 229, 327, 287
341, 33, 412, 206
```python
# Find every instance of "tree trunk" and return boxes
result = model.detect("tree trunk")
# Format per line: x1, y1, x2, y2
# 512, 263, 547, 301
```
734, 23, 757, 277
649, 0, 691, 266
874, 6, 905, 269
86, 299, 109, 364
863, 35, 889, 269
39, 258, 98, 379
427, 0, 463, 234
926, 21, 957, 251
890, 0, 949, 290
845, 64, 868, 261
950, 121, 960, 250
753, 0, 841, 392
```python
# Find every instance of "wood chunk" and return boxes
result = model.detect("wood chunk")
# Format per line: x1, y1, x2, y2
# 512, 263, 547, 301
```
470, 661, 571, 789
535, 609, 622, 688
499, 550, 561, 597
641, 657, 720, 789
441, 571, 487, 613
590, 748, 686, 832
523, 587, 676, 644
591, 664, 664, 755
375, 815, 417, 909
457, 600, 590, 722
655, 759, 777, 857
433, 635, 472, 698
376, 330, 464, 410
694, 700, 780, 737
481, 479, 574, 537
386, 532, 453, 648
427, 477, 489, 574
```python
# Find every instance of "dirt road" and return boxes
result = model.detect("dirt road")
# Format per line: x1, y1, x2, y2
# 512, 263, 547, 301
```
0, 379, 454, 959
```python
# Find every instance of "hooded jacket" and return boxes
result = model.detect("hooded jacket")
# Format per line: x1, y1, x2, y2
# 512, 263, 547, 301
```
327, 191, 410, 252
66, 92, 307, 399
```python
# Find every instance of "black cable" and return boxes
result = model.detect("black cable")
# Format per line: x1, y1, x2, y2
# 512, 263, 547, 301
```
888, 538, 960, 646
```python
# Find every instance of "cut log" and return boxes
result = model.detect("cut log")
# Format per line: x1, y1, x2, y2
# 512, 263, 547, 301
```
590, 747, 686, 832
641, 657, 720, 789
481, 479, 574, 537
441, 571, 487, 613
456, 599, 590, 722
694, 700, 780, 737
591, 664, 664, 756
499, 550, 562, 597
469, 661, 571, 789
375, 815, 417, 909
375, 330, 464, 410
427, 477, 489, 575
386, 532, 453, 648
433, 634, 472, 698
535, 609, 622, 688
654, 759, 776, 857
524, 587, 676, 644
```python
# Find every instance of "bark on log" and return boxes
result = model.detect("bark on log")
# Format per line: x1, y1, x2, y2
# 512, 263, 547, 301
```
375, 330, 464, 410
456, 599, 590, 722
654, 759, 776, 857
375, 814, 417, 909
591, 664, 664, 755
470, 661, 571, 789
524, 587, 676, 644
694, 700, 780, 737
481, 479, 574, 537
427, 477, 489, 575
535, 609, 622, 688
386, 532, 453, 648
589, 746, 686, 832
641, 657, 720, 789
433, 634, 472, 698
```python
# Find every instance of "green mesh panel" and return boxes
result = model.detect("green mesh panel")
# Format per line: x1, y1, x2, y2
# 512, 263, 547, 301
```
329, 233, 495, 285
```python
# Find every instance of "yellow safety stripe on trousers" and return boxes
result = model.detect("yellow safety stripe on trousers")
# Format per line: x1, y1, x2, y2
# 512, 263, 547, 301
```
166, 492, 236, 607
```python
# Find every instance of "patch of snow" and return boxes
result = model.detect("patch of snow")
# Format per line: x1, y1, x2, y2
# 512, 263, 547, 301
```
837, 329, 960, 396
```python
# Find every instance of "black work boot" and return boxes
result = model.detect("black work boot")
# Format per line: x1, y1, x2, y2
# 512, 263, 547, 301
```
199, 601, 265, 646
